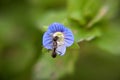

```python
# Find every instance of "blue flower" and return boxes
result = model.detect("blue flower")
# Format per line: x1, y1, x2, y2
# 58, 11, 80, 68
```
42, 22, 74, 56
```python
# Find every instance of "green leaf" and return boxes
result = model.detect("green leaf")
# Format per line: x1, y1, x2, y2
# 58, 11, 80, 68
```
94, 23, 120, 54
64, 20, 101, 43
67, 0, 104, 26
37, 10, 67, 32
33, 47, 79, 80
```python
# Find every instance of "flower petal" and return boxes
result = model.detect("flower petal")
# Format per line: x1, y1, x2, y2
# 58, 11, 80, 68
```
64, 28, 74, 47
42, 31, 53, 49
56, 45, 66, 56
48, 22, 65, 32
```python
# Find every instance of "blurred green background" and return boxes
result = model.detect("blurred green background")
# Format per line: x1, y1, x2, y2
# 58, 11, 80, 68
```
0, 0, 120, 80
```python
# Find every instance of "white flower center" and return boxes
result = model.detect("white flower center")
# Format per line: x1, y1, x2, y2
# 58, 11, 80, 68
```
53, 32, 64, 46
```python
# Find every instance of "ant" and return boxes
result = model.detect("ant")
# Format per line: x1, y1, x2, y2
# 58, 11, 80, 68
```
52, 36, 59, 58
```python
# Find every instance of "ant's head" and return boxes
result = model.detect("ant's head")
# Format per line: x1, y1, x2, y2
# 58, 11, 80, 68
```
53, 36, 59, 41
